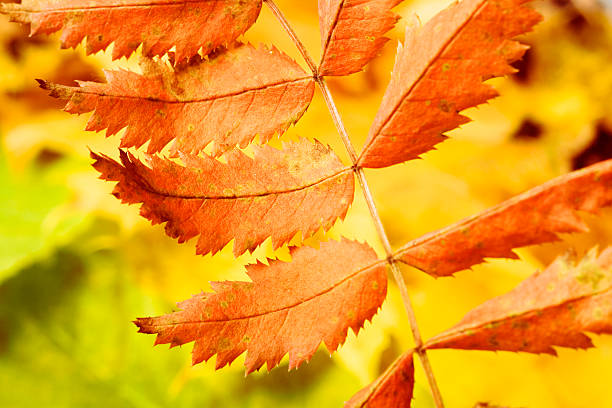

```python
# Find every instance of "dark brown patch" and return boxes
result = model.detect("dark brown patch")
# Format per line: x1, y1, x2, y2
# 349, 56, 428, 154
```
572, 122, 612, 170
513, 118, 543, 141
511, 46, 535, 84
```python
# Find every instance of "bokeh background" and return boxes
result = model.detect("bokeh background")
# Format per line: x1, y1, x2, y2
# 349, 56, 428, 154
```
1, 0, 612, 407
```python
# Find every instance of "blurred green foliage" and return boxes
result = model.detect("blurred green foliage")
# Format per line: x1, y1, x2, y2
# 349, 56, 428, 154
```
0, 148, 88, 280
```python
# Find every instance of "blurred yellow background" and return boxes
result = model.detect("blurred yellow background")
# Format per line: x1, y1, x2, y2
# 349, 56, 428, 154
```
1, 0, 612, 407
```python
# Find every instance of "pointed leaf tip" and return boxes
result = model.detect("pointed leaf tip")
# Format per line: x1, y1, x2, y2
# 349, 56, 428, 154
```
35, 79, 48, 89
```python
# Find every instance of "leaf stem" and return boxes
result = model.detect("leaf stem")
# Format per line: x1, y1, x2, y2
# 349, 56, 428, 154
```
319, 78, 446, 408
264, 1, 444, 406
263, 0, 318, 75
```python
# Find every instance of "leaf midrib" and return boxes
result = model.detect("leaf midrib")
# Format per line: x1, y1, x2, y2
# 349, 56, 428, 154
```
320, 0, 346, 64
150, 259, 387, 326
67, 76, 313, 105
132, 165, 353, 200
361, 0, 487, 160
3, 1, 226, 13
425, 285, 612, 348
393, 161, 607, 259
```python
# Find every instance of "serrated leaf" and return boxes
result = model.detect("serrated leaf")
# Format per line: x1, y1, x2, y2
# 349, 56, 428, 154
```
40, 43, 315, 156
345, 351, 414, 408
395, 160, 612, 277
91, 139, 355, 257
358, 0, 541, 168
0, 0, 263, 62
135, 239, 388, 374
425, 247, 612, 354
318, 0, 402, 76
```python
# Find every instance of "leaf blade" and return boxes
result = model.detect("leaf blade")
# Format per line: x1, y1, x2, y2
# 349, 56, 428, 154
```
396, 160, 612, 277
424, 248, 612, 354
135, 239, 388, 373
92, 138, 355, 257
318, 0, 402, 76
0, 0, 263, 61
358, 0, 541, 168
345, 351, 414, 408
41, 43, 315, 156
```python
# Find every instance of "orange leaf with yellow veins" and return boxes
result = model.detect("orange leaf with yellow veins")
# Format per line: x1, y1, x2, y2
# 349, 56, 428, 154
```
91, 139, 354, 257
318, 0, 402, 76
0, 0, 262, 62
135, 239, 387, 373
395, 160, 612, 277
358, 0, 541, 168
40, 43, 315, 156
345, 351, 414, 408
425, 247, 612, 354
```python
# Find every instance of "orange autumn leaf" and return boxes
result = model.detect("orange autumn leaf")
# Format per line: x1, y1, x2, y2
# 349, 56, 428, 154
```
135, 239, 387, 373
91, 139, 354, 257
424, 247, 612, 354
395, 160, 612, 277
345, 351, 414, 408
318, 0, 402, 76
358, 0, 541, 168
40, 43, 315, 156
0, 0, 262, 62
